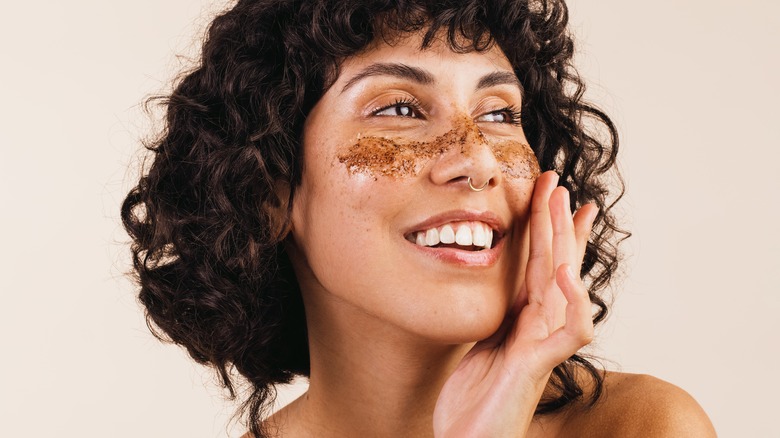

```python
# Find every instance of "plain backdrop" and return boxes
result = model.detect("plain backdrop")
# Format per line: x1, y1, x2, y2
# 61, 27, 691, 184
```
1, 1, 777, 436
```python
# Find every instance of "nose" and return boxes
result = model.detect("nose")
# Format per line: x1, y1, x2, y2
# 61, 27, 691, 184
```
428, 121, 502, 191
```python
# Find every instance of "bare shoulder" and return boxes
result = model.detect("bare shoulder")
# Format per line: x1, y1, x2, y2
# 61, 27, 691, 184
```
559, 371, 717, 437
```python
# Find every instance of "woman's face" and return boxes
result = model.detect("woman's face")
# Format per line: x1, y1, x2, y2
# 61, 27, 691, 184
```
288, 31, 540, 343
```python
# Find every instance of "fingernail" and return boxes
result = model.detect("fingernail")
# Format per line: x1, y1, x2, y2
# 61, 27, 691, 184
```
566, 265, 576, 280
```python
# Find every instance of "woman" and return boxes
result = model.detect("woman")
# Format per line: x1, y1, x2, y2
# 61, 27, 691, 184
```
122, 0, 716, 436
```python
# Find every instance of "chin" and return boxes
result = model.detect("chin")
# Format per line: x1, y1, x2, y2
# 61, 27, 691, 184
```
450, 310, 506, 344
407, 292, 510, 344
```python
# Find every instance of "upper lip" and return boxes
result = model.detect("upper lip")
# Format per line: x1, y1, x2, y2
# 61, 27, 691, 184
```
403, 209, 507, 239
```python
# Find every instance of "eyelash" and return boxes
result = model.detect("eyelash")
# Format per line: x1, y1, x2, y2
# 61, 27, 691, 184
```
371, 99, 522, 125
371, 98, 425, 119
492, 105, 523, 126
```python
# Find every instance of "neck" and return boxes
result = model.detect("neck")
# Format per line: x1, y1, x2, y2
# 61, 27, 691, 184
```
286, 290, 473, 438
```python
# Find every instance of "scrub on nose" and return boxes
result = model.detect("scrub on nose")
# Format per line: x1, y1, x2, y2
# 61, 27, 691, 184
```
337, 115, 541, 179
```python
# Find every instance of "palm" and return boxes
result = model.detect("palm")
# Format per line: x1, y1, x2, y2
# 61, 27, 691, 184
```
433, 172, 598, 437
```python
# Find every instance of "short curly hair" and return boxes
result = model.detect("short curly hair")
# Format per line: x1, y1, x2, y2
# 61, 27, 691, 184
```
121, 0, 626, 436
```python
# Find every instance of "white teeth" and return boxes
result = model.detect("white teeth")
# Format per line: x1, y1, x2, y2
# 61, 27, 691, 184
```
411, 221, 496, 249
455, 225, 472, 246
472, 225, 486, 247
439, 224, 456, 244
425, 228, 440, 246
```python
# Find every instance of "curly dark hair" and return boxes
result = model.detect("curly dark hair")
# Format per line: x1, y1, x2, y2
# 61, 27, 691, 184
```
121, 0, 627, 436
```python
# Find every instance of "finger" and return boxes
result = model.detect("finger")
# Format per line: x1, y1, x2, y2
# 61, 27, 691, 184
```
510, 173, 559, 317
549, 187, 577, 275
537, 264, 595, 366
526, 171, 559, 291
571, 203, 598, 268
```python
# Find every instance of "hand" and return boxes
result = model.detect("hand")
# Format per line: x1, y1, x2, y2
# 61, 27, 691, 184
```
433, 171, 599, 438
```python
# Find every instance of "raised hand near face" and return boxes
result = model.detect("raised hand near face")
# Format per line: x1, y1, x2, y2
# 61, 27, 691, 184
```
433, 171, 599, 438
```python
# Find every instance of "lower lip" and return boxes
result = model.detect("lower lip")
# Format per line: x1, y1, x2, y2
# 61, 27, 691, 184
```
405, 238, 504, 267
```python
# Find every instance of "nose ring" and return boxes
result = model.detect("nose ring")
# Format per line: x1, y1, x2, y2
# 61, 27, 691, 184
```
467, 177, 489, 192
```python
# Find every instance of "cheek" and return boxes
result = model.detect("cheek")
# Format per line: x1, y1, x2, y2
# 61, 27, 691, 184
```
298, 174, 380, 244
491, 140, 541, 181
291, 159, 402, 283
337, 134, 447, 177
487, 140, 539, 212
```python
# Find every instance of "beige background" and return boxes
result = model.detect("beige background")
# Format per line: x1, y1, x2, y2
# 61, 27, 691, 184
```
1, 1, 777, 436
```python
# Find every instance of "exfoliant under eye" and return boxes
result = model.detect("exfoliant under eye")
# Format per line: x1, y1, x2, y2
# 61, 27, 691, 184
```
337, 115, 541, 179
491, 139, 541, 180
337, 133, 450, 177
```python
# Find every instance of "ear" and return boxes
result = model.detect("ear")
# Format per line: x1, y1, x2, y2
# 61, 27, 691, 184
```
264, 179, 293, 242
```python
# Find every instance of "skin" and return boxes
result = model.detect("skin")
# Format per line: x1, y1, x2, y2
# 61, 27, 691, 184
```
258, 31, 717, 437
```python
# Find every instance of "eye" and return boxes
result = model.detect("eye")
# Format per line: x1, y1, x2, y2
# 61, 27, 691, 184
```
476, 106, 522, 125
372, 98, 424, 119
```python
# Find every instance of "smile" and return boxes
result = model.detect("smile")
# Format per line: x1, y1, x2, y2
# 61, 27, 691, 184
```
402, 210, 506, 266
405, 221, 495, 251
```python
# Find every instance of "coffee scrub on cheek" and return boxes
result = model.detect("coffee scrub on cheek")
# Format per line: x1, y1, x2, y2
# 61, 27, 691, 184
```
337, 115, 541, 180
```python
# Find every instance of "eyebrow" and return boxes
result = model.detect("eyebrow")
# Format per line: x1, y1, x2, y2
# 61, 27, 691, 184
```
476, 71, 522, 92
339, 62, 522, 95
341, 63, 435, 93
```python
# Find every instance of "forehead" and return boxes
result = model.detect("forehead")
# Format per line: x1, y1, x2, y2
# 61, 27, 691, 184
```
334, 30, 515, 86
